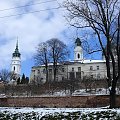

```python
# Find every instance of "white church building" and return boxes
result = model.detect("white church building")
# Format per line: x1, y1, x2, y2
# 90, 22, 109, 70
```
30, 38, 107, 83
11, 41, 21, 81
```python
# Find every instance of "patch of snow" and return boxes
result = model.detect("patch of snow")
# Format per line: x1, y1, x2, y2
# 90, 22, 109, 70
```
109, 86, 112, 91
0, 107, 120, 119
0, 107, 120, 116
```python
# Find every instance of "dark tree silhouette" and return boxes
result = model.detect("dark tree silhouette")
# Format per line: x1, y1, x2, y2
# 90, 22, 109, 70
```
64, 0, 120, 108
34, 42, 50, 83
47, 38, 69, 81
35, 38, 69, 82
0, 69, 11, 82
21, 74, 26, 84
17, 77, 20, 85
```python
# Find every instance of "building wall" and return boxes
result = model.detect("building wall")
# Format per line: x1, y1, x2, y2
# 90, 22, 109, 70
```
30, 61, 107, 83
30, 39, 107, 83
30, 65, 68, 83
11, 57, 21, 75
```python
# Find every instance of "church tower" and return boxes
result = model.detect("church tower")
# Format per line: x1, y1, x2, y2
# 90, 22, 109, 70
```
74, 37, 83, 61
11, 41, 21, 77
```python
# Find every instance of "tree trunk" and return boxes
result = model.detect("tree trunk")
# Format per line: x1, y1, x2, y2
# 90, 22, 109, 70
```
46, 70, 48, 83
110, 88, 116, 108
53, 68, 56, 82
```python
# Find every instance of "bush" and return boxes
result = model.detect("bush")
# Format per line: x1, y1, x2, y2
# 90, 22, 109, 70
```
0, 110, 120, 120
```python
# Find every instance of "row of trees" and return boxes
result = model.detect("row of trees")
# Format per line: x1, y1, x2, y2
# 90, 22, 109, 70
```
0, 69, 12, 82
63, 0, 120, 108
0, 69, 29, 85
34, 38, 69, 82
17, 74, 29, 85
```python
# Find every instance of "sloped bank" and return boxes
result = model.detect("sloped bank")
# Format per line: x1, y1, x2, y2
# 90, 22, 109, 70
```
0, 95, 120, 108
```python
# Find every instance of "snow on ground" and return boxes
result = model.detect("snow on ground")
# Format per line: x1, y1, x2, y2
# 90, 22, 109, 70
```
1, 88, 119, 98
0, 107, 120, 119
53, 88, 120, 96
12, 88, 118, 97
39, 88, 120, 97
0, 107, 120, 115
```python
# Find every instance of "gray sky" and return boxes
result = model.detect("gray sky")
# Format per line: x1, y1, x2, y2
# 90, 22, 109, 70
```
0, 0, 75, 72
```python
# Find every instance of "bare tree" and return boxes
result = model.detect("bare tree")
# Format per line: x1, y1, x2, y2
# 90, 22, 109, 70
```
47, 38, 69, 82
64, 0, 120, 108
35, 39, 69, 82
0, 69, 11, 82
82, 75, 96, 93
34, 42, 50, 83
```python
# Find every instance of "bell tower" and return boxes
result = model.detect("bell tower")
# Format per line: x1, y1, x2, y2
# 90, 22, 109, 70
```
74, 37, 83, 61
11, 40, 21, 77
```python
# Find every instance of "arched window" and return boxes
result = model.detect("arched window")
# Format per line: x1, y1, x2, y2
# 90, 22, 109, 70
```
78, 53, 80, 59
14, 66, 15, 71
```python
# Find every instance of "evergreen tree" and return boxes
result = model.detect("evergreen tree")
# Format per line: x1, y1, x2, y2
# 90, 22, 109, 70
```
25, 77, 29, 84
17, 77, 20, 85
21, 73, 26, 84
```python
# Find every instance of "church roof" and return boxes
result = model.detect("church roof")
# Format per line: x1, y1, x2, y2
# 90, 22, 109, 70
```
75, 37, 81, 46
12, 41, 21, 57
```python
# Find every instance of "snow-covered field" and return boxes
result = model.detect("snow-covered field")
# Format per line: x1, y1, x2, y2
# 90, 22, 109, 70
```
1, 107, 120, 114
0, 107, 120, 119
39, 88, 120, 97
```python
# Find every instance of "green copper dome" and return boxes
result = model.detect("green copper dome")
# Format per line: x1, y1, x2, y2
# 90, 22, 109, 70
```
12, 41, 21, 57
75, 37, 81, 46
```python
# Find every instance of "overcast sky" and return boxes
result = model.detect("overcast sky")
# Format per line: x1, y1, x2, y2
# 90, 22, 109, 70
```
0, 0, 75, 76
0, 0, 102, 77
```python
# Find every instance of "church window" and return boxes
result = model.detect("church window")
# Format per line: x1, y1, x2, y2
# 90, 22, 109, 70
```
62, 68, 64, 72
97, 66, 99, 70
97, 74, 100, 79
43, 69, 46, 73
78, 54, 80, 59
91, 74, 93, 78
78, 67, 81, 72
72, 67, 74, 72
62, 76, 64, 81
56, 76, 58, 81
14, 66, 15, 71
32, 70, 35, 75
34, 75, 35, 80
49, 69, 52, 73
90, 66, 93, 70
56, 68, 58, 73
37, 70, 40, 74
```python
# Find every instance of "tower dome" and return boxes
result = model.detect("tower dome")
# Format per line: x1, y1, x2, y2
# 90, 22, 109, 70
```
74, 37, 83, 61
75, 37, 82, 46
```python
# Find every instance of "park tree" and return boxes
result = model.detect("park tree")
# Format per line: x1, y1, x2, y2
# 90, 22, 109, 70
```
47, 38, 69, 81
17, 77, 20, 85
82, 75, 96, 92
0, 69, 11, 82
64, 0, 120, 108
25, 77, 29, 84
21, 73, 26, 84
35, 38, 69, 82
34, 42, 50, 83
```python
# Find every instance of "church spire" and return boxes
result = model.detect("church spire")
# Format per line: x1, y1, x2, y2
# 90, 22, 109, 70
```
12, 39, 21, 57
16, 39, 18, 49
11, 40, 21, 79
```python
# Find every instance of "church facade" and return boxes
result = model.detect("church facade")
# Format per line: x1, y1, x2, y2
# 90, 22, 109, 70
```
30, 38, 107, 83
11, 41, 21, 80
